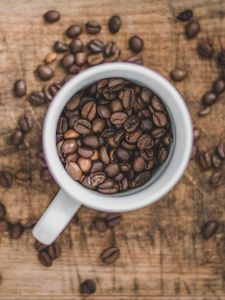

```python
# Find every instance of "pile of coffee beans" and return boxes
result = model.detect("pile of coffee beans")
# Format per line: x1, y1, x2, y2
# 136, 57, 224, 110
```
57, 78, 173, 194
35, 240, 62, 267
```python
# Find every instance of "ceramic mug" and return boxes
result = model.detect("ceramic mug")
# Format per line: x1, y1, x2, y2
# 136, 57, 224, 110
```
32, 62, 193, 245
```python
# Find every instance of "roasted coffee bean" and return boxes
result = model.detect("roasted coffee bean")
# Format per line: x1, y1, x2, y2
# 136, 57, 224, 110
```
70, 38, 83, 53
217, 143, 225, 159
151, 95, 164, 111
133, 156, 145, 172
10, 129, 24, 146
110, 99, 123, 112
153, 112, 168, 127
83, 135, 99, 148
0, 220, 9, 232
125, 130, 142, 144
97, 105, 111, 119
54, 41, 69, 53
61, 53, 75, 68
212, 154, 221, 169
127, 55, 143, 64
87, 53, 104, 65
64, 129, 79, 139
137, 134, 154, 150
74, 119, 91, 135
81, 176, 96, 189
48, 242, 61, 259
66, 162, 83, 181
105, 213, 122, 228
140, 88, 152, 104
104, 164, 120, 177
91, 161, 104, 173
176, 9, 193, 22
78, 147, 94, 158
40, 168, 52, 182
140, 149, 154, 161
185, 20, 200, 38
88, 39, 104, 53
44, 82, 61, 101
101, 247, 120, 264
158, 147, 168, 164
92, 118, 105, 133
29, 91, 46, 106
199, 151, 212, 170
44, 10, 60, 23
93, 217, 107, 232
80, 279, 96, 294
197, 40, 214, 59
88, 172, 106, 186
68, 64, 80, 74
78, 157, 92, 173
14, 79, 26, 97
212, 79, 225, 95
134, 171, 151, 187
104, 42, 117, 57
198, 106, 211, 116
201, 220, 218, 239
18, 113, 33, 132
163, 133, 173, 146
65, 24, 82, 38
108, 78, 125, 92
116, 147, 130, 162
0, 171, 13, 188
61, 139, 78, 154
99, 178, 115, 189
75, 52, 87, 66
81, 101, 96, 121
38, 251, 52, 267
110, 112, 127, 125
97, 79, 109, 93
98, 184, 119, 194
140, 119, 153, 131
123, 115, 139, 132
10, 223, 24, 239
119, 88, 135, 109
36, 65, 54, 81
0, 203, 6, 219
129, 35, 144, 53
86, 21, 101, 34
108, 15, 121, 33
99, 146, 110, 164
57, 116, 68, 134
66, 94, 80, 111
202, 92, 217, 106
15, 171, 31, 186
170, 68, 187, 82
217, 50, 225, 67
210, 171, 222, 187
102, 87, 116, 100
34, 240, 47, 251
65, 153, 79, 163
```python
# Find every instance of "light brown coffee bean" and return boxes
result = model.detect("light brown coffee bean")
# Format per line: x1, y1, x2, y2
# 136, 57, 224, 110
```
81, 101, 97, 121
66, 162, 83, 181
78, 157, 92, 173
61, 139, 78, 154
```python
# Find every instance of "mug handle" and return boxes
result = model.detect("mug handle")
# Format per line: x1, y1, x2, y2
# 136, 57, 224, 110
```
32, 189, 81, 245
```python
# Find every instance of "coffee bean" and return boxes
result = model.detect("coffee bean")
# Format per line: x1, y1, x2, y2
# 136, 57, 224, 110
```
140, 149, 154, 161
217, 143, 225, 159
0, 203, 6, 219
134, 171, 151, 187
61, 53, 75, 68
91, 161, 104, 173
36, 65, 54, 81
29, 91, 46, 106
133, 156, 145, 172
10, 129, 24, 146
119, 88, 135, 109
78, 157, 92, 173
212, 154, 221, 169
66, 162, 83, 181
65, 24, 82, 38
83, 135, 99, 149
110, 112, 127, 125
14, 79, 26, 97
69, 39, 83, 54
170, 68, 187, 82
217, 50, 225, 67
48, 242, 61, 259
87, 39, 104, 53
185, 20, 200, 38
0, 220, 9, 232
105, 213, 122, 228
129, 35, 144, 53
199, 151, 212, 170
44, 52, 57, 65
10, 223, 24, 239
104, 164, 120, 177
93, 217, 107, 232
97, 79, 109, 93
153, 112, 168, 127
116, 147, 130, 162
65, 153, 79, 163
99, 146, 110, 164
176, 9, 193, 22
40, 168, 52, 182
87, 53, 104, 65
75, 52, 87, 66
61, 139, 78, 155
198, 107, 211, 116
197, 40, 214, 59
137, 134, 154, 150
127, 55, 143, 64
108, 78, 125, 92
163, 133, 173, 146
158, 147, 168, 164
104, 42, 117, 57
151, 95, 164, 111
15, 171, 31, 186
18, 113, 33, 132
57, 116, 68, 134
38, 251, 52, 267
88, 172, 106, 186
212, 79, 225, 95
54, 41, 69, 53
125, 130, 142, 144
86, 21, 101, 34
74, 119, 91, 135
80, 279, 96, 294
81, 101, 96, 121
0, 171, 13, 188
98, 184, 119, 194
44, 10, 60, 23
201, 220, 218, 239
210, 171, 222, 187
123, 115, 139, 132
140, 119, 153, 131
202, 92, 217, 106
34, 240, 47, 252
64, 129, 79, 139
92, 118, 105, 133
101, 247, 120, 264
108, 15, 121, 33
99, 178, 115, 189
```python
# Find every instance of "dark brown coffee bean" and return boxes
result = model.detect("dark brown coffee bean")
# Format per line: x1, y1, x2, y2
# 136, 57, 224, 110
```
185, 20, 200, 38
15, 171, 31, 186
101, 246, 120, 264
108, 78, 125, 92
202, 92, 217, 106
83, 135, 99, 149
88, 172, 106, 186
38, 251, 52, 267
127, 55, 143, 64
109, 99, 122, 112
97, 104, 111, 119
105, 213, 122, 228
151, 95, 164, 111
110, 112, 127, 125
116, 147, 131, 161
102, 87, 116, 100
114, 173, 124, 182
133, 156, 145, 172
14, 79, 26, 97
44, 10, 60, 23
163, 133, 173, 146
53, 41, 69, 53
61, 53, 75, 68
18, 113, 33, 132
176, 9, 193, 22
217, 143, 225, 159
209, 171, 222, 187
100, 146, 110, 164
104, 42, 117, 57
65, 24, 82, 38
10, 129, 24, 146
119, 88, 135, 109
10, 223, 24, 239
199, 151, 212, 170
70, 38, 83, 54
197, 40, 214, 59
137, 134, 154, 150
74, 119, 91, 135
57, 116, 68, 134
212, 79, 225, 94
80, 279, 96, 294
66, 162, 83, 181
129, 35, 144, 53
98, 178, 115, 189
201, 220, 218, 239
140, 119, 153, 131
97, 79, 109, 93
61, 139, 78, 155
40, 168, 52, 182
91, 161, 104, 173
125, 130, 142, 144
93, 217, 107, 232
198, 106, 211, 116
81, 101, 96, 121
36, 65, 54, 81
68, 65, 80, 74
86, 21, 101, 34
87, 39, 104, 53
123, 115, 139, 132
34, 240, 47, 251
48, 242, 61, 259
104, 164, 120, 177
153, 112, 168, 127
98, 184, 119, 194
212, 154, 221, 169
158, 147, 168, 164
134, 171, 151, 187
108, 15, 121, 33
217, 50, 225, 67
140, 87, 152, 103
170, 68, 187, 82
66, 94, 80, 111
87, 53, 104, 66
140, 149, 154, 161
81, 176, 96, 190
0, 171, 13, 188
0, 220, 9, 232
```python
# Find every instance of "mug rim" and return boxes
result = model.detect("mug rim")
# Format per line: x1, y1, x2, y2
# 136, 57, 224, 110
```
43, 62, 193, 212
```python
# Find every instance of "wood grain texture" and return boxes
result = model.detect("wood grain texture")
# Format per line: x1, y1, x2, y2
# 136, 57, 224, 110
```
0, 0, 225, 299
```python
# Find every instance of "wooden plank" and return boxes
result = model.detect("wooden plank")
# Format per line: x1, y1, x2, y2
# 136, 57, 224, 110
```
0, 0, 225, 299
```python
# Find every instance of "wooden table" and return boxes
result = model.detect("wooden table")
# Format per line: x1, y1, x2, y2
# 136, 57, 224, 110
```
0, 0, 225, 299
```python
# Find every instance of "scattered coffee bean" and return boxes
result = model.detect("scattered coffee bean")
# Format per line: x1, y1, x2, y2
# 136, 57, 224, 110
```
0, 220, 9, 232
217, 50, 225, 67
29, 91, 46, 106
202, 92, 217, 106
34, 240, 47, 252
201, 220, 218, 239
80, 279, 96, 294
129, 35, 144, 53
127, 55, 143, 64
14, 79, 26, 97
61, 53, 75, 68
86, 21, 101, 34
43, 82, 61, 101
15, 171, 32, 186
105, 213, 122, 228
88, 39, 105, 53
0, 203, 6, 219
36, 65, 54, 81
18, 113, 33, 132
44, 10, 60, 23
176, 9, 193, 22
210, 171, 222, 187
212, 79, 225, 94
198, 106, 211, 116
217, 143, 225, 159
87, 53, 104, 65
104, 42, 118, 57
170, 68, 187, 82
10, 223, 24, 239
44, 52, 57, 64
38, 251, 52, 267
108, 15, 121, 33
48, 242, 61, 259
212, 154, 221, 169
93, 217, 107, 232
70, 38, 83, 53
185, 20, 200, 38
101, 246, 120, 264
65, 24, 82, 38
0, 171, 13, 188
199, 151, 212, 170
197, 40, 214, 59
53, 41, 69, 53
10, 129, 24, 145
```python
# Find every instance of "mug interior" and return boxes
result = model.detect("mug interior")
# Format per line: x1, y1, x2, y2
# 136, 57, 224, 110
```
43, 63, 192, 212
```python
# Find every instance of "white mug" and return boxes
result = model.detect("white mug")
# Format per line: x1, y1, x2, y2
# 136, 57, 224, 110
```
33, 62, 193, 245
